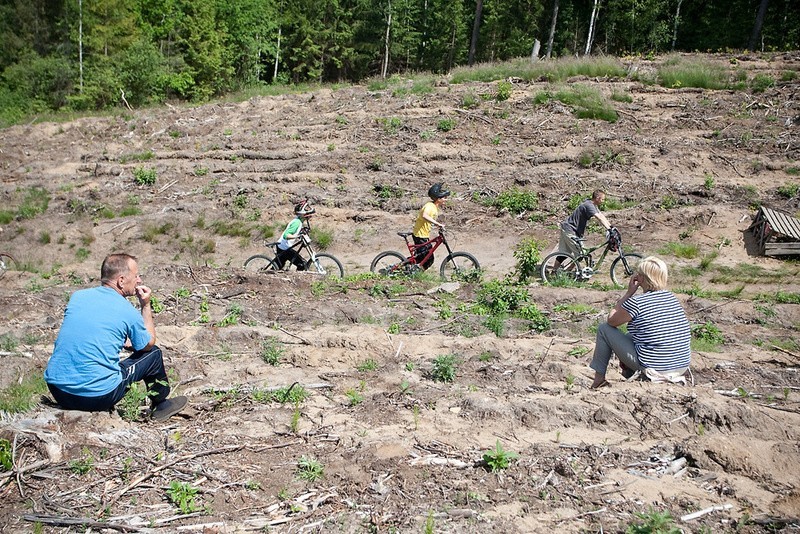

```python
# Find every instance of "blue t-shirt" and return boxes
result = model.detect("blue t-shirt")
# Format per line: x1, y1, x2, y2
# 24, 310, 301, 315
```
561, 199, 599, 237
44, 286, 152, 396
621, 290, 691, 372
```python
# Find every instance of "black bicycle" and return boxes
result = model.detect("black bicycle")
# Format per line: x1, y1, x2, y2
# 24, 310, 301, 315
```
540, 227, 642, 287
244, 225, 344, 277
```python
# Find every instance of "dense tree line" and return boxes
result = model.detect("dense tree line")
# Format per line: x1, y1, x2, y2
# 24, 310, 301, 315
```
0, 0, 797, 120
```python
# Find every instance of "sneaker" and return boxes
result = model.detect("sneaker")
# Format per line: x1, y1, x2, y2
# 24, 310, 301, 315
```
151, 396, 188, 422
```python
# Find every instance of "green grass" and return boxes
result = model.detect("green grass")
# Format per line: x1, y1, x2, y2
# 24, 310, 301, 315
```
534, 84, 618, 122
450, 56, 627, 84
310, 226, 334, 250
658, 241, 699, 259
0, 373, 47, 413
648, 56, 729, 89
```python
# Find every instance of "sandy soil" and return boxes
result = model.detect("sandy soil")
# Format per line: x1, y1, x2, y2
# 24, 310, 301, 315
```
0, 52, 799, 533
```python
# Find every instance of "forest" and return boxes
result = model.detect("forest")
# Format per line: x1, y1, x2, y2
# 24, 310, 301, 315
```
0, 0, 797, 124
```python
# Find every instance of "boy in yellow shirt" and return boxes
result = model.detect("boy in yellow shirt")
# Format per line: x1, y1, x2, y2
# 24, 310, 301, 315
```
412, 183, 450, 269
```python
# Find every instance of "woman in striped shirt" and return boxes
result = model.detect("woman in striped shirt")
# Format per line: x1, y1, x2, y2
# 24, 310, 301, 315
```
589, 256, 691, 389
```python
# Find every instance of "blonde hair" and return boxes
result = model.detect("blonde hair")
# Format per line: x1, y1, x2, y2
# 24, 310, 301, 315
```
636, 256, 669, 291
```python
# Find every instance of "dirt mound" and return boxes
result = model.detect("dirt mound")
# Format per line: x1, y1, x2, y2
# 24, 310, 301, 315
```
1, 53, 799, 532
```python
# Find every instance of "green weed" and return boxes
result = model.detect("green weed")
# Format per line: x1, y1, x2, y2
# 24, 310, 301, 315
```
167, 481, 201, 514
68, 449, 95, 475
430, 354, 458, 383
534, 84, 618, 122
0, 438, 12, 471
260, 337, 284, 366
117, 382, 150, 422
133, 167, 157, 186
482, 440, 519, 472
310, 226, 334, 250
296, 455, 324, 482
0, 373, 47, 413
17, 186, 51, 219
437, 117, 457, 132
495, 81, 512, 101
215, 303, 243, 327
658, 241, 699, 259
513, 237, 543, 282
356, 359, 378, 372
691, 321, 724, 352
625, 508, 681, 533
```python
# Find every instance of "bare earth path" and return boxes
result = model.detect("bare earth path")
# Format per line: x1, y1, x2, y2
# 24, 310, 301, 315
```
1, 52, 799, 532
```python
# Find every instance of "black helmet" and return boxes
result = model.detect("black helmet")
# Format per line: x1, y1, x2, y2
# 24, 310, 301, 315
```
294, 200, 315, 216
428, 183, 451, 200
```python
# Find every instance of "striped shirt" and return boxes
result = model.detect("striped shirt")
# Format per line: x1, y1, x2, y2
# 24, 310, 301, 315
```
621, 290, 691, 372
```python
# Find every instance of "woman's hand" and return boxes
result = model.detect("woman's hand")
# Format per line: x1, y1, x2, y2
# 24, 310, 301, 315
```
626, 273, 641, 296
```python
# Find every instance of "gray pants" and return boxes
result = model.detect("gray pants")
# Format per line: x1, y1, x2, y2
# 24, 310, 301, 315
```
559, 227, 582, 257
589, 322, 642, 376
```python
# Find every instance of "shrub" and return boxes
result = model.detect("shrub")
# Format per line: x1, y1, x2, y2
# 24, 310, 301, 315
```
133, 167, 157, 186
513, 237, 544, 282
750, 74, 774, 93
296, 455, 324, 482
495, 81, 512, 101
310, 226, 334, 250
534, 85, 618, 122
691, 321, 724, 352
483, 440, 519, 472
461, 91, 480, 109
517, 304, 551, 332
437, 117, 456, 132
430, 354, 458, 383
477, 279, 530, 314
260, 337, 284, 366
493, 187, 538, 215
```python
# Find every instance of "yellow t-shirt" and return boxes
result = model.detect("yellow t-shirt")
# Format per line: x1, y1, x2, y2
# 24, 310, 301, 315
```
413, 202, 438, 239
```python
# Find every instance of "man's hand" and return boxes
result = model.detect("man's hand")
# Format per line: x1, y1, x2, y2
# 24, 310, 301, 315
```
135, 284, 152, 306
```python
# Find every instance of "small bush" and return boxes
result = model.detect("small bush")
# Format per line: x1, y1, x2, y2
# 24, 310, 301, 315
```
534, 85, 618, 122
483, 440, 519, 472
477, 279, 530, 314
513, 237, 544, 282
133, 167, 157, 186
750, 73, 775, 93
777, 183, 799, 199
310, 226, 334, 250
691, 321, 724, 352
437, 117, 456, 132
658, 241, 699, 259
492, 187, 538, 215
296, 455, 324, 482
167, 481, 201, 514
260, 337, 284, 365
378, 116, 402, 134
430, 354, 458, 383
625, 508, 681, 534
461, 91, 480, 109
495, 81, 512, 101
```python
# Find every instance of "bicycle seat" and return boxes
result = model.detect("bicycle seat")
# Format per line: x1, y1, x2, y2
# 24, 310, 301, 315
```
397, 232, 413, 238
265, 241, 280, 248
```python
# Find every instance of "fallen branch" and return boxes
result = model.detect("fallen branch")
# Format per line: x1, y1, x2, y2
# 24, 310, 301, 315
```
24, 514, 150, 532
681, 503, 733, 522
277, 326, 311, 345
107, 444, 245, 506
770, 345, 799, 360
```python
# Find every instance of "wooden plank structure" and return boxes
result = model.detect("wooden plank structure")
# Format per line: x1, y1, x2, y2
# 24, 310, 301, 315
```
748, 206, 800, 256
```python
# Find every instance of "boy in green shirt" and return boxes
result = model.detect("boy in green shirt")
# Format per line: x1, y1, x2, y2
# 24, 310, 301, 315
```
276, 200, 315, 270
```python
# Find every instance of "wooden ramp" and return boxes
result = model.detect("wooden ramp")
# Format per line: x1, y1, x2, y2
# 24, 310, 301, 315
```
748, 206, 800, 256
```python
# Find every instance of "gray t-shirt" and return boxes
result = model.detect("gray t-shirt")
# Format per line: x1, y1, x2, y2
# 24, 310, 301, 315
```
561, 199, 598, 237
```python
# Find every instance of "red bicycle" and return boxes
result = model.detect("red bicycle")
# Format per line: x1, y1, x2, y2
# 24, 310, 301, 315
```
370, 229, 480, 281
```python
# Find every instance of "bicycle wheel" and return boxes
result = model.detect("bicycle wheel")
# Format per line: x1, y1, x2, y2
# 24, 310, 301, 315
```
0, 253, 18, 279
306, 253, 344, 277
243, 255, 279, 273
370, 251, 407, 276
610, 253, 643, 287
540, 252, 583, 285
440, 252, 481, 282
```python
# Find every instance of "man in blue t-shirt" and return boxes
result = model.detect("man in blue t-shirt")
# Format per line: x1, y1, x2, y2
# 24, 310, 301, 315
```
559, 190, 612, 259
44, 254, 186, 421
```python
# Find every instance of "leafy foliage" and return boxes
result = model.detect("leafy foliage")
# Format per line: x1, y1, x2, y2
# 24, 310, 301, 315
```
513, 238, 544, 283
482, 440, 519, 472
430, 354, 458, 383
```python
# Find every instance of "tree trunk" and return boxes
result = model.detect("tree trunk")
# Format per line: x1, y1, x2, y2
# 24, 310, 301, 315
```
585, 0, 600, 56
468, 0, 483, 65
545, 0, 560, 59
382, 0, 392, 79
530, 39, 541, 62
671, 0, 683, 50
273, 27, 281, 81
78, 0, 83, 92
748, 0, 770, 51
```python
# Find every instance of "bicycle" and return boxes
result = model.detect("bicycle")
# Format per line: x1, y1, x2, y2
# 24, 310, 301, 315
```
370, 229, 480, 281
243, 225, 344, 277
0, 253, 17, 280
539, 227, 642, 287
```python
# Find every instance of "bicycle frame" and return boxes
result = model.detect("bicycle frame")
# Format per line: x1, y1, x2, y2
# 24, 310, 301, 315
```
572, 229, 627, 271
270, 223, 320, 268
400, 231, 454, 267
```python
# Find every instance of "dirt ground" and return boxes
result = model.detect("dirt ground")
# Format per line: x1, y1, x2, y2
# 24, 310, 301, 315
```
1, 52, 799, 533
